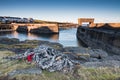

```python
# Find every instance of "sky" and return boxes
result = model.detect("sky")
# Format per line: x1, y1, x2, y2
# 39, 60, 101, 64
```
0, 0, 120, 23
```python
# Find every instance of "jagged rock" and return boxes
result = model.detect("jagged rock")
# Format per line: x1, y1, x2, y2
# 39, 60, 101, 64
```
64, 47, 108, 62
6, 45, 74, 73
77, 26, 120, 55
89, 49, 108, 59
30, 45, 74, 72
101, 55, 120, 61
89, 58, 100, 62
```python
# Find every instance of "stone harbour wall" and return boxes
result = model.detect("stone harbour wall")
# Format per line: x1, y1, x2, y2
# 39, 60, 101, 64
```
15, 23, 59, 33
0, 23, 59, 33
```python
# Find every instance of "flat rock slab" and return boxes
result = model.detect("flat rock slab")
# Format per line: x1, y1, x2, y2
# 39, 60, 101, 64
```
89, 49, 108, 59
82, 60, 120, 68
64, 47, 90, 62
8, 68, 42, 77
64, 47, 108, 61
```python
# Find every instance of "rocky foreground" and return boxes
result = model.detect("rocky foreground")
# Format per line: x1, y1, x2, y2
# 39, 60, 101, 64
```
0, 37, 120, 80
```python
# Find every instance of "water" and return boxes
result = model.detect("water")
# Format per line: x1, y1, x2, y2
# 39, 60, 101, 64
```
0, 28, 80, 47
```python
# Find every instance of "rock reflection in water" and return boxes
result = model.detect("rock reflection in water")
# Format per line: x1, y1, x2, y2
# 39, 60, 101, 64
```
0, 31, 59, 41
0, 28, 80, 47
27, 33, 59, 41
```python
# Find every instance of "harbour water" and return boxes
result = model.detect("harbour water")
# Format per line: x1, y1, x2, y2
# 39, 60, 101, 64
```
0, 28, 80, 47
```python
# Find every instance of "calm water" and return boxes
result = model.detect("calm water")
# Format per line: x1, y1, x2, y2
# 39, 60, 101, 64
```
0, 28, 80, 47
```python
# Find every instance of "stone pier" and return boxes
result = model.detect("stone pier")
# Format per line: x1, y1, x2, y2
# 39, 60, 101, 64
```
0, 23, 59, 33
78, 18, 94, 26
78, 18, 120, 28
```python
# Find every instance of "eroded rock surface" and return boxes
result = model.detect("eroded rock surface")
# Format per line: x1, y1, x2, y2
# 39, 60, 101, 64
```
77, 26, 120, 55
64, 47, 120, 68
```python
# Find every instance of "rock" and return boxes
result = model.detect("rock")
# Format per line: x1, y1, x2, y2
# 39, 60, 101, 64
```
89, 58, 100, 62
6, 45, 74, 73
0, 37, 19, 45
8, 68, 42, 76
82, 60, 120, 68
89, 49, 108, 59
30, 26, 58, 34
63, 47, 120, 68
77, 26, 120, 55
64, 47, 109, 62
102, 55, 120, 61
0, 71, 1, 75
45, 42, 63, 51
10, 48, 27, 54
16, 26, 28, 32
64, 47, 90, 62
23, 40, 64, 51
0, 37, 64, 55
64, 47, 87, 53
32, 45, 74, 72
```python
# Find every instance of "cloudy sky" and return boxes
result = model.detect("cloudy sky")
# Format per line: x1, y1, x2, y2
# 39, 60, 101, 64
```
0, 0, 120, 23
